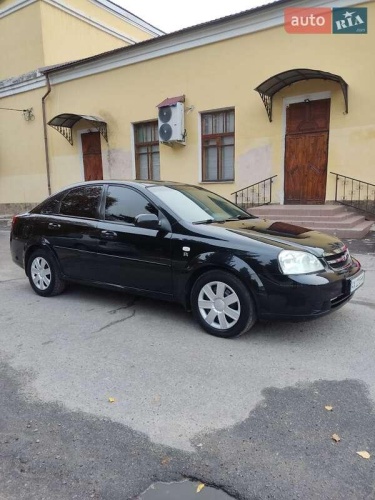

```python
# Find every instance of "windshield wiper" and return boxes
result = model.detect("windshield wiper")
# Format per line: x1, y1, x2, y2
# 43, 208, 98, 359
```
193, 219, 225, 225
193, 215, 253, 224
223, 215, 253, 221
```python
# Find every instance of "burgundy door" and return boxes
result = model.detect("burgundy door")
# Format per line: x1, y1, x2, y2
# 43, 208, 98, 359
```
284, 99, 330, 204
81, 132, 103, 181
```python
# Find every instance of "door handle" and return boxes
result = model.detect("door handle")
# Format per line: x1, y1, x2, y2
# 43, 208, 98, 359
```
100, 230, 117, 240
48, 222, 61, 229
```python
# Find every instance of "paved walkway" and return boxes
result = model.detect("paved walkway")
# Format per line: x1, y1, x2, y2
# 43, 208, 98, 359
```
343, 231, 375, 255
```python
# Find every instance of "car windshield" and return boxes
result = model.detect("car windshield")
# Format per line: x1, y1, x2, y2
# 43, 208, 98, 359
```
148, 185, 253, 223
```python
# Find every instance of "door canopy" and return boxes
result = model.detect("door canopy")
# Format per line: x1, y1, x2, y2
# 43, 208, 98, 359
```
48, 113, 108, 145
254, 69, 348, 122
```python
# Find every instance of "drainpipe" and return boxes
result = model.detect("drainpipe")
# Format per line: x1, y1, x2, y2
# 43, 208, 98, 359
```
42, 74, 52, 196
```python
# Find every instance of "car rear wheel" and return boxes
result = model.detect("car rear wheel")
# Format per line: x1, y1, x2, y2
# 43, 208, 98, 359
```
27, 249, 66, 297
191, 270, 256, 338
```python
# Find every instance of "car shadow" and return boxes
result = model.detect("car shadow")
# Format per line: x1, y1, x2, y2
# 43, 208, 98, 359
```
60, 282, 191, 321
21, 281, 358, 347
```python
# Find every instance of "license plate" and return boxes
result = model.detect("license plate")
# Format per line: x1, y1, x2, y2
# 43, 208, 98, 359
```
350, 272, 365, 293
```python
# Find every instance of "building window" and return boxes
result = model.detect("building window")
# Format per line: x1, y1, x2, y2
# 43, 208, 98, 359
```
201, 109, 235, 182
134, 121, 160, 180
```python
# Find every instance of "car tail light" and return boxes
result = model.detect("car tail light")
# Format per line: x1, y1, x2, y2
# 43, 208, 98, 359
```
11, 215, 18, 228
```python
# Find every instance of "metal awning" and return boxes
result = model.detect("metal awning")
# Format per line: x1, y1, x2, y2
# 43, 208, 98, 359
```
157, 95, 185, 108
48, 113, 108, 145
254, 69, 348, 122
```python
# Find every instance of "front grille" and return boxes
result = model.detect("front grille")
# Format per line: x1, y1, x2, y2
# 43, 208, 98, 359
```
324, 248, 352, 271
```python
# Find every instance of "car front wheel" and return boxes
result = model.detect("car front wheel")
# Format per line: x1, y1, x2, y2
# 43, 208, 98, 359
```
27, 249, 66, 297
191, 270, 256, 338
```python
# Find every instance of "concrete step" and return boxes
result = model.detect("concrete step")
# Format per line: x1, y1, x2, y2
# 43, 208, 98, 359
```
303, 221, 374, 239
249, 212, 357, 222
256, 215, 366, 229
250, 204, 346, 216
248, 204, 374, 239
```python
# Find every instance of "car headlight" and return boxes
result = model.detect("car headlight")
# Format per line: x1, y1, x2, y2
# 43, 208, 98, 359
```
278, 250, 324, 275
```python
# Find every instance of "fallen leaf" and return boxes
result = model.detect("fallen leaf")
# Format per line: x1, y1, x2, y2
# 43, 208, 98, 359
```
325, 406, 333, 411
196, 482, 205, 493
357, 451, 371, 459
332, 434, 341, 442
108, 397, 115, 403
161, 456, 171, 465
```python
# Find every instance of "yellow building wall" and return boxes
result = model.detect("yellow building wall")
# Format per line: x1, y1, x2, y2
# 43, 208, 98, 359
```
0, 2, 44, 79
62, 0, 158, 42
0, 88, 49, 205
2, 2, 374, 206
45, 2, 375, 205
40, 2, 128, 67
0, 0, 158, 81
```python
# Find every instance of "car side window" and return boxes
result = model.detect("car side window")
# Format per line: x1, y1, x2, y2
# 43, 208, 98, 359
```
105, 186, 157, 224
33, 194, 62, 215
60, 185, 102, 219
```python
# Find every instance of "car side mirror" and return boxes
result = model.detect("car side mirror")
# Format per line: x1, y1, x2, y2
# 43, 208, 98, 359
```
135, 213, 160, 230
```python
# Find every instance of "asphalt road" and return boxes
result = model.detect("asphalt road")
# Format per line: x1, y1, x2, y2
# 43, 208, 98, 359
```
0, 229, 374, 499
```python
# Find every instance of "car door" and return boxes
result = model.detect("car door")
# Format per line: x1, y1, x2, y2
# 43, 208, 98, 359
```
96, 185, 173, 296
37, 184, 103, 281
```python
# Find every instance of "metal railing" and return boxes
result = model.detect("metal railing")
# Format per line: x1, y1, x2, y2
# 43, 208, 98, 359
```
331, 172, 375, 216
232, 175, 277, 208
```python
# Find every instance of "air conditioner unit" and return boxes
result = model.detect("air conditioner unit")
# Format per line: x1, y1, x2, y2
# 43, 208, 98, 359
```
158, 102, 185, 143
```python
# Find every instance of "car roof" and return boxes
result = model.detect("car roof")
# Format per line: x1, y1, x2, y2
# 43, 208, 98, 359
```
59, 179, 188, 190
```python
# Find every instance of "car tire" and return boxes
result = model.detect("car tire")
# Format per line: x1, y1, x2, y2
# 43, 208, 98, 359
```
27, 249, 66, 297
191, 270, 257, 338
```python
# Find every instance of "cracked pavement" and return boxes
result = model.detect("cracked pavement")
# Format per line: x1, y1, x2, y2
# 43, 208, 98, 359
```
0, 229, 374, 499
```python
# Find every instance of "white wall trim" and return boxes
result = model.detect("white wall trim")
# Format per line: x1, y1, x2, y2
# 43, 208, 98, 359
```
280, 91, 332, 204
197, 112, 202, 183
130, 123, 136, 180
0, 0, 36, 19
0, 0, 146, 44
0, 72, 45, 98
0, 0, 162, 38
47, 0, 367, 86
76, 128, 92, 181
88, 0, 164, 36
43, 0, 136, 44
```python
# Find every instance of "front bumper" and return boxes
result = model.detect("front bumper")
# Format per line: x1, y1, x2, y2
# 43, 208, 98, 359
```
257, 258, 363, 321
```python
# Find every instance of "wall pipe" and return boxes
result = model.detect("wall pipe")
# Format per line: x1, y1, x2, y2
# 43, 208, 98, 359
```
42, 74, 52, 196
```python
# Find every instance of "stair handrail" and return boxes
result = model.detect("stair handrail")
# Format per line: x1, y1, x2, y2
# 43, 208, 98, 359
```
330, 171, 375, 216
231, 175, 277, 208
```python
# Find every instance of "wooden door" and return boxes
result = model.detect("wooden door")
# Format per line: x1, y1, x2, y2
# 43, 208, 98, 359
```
284, 99, 330, 204
81, 132, 103, 181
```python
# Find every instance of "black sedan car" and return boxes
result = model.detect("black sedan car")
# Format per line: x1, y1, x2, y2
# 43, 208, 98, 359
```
10, 181, 364, 338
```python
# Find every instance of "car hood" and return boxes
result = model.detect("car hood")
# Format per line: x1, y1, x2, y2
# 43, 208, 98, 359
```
211, 218, 345, 257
